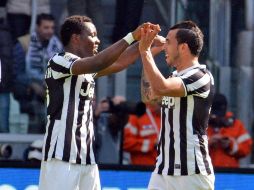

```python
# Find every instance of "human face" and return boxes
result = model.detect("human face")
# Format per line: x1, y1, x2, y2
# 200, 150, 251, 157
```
78, 22, 100, 57
37, 20, 55, 41
164, 29, 181, 67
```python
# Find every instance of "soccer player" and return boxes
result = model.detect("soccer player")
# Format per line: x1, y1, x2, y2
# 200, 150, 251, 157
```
139, 21, 215, 190
38, 15, 161, 190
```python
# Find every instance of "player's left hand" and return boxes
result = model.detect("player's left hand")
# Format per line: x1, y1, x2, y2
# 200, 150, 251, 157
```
139, 24, 161, 52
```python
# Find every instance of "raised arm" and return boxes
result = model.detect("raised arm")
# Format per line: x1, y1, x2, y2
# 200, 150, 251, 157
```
139, 25, 185, 97
141, 68, 161, 103
72, 35, 135, 75
95, 35, 165, 78
71, 23, 158, 75
95, 42, 140, 78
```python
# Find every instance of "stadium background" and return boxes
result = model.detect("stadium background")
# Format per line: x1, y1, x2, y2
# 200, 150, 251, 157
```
1, 0, 254, 189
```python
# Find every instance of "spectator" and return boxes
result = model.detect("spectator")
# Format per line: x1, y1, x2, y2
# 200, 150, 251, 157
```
6, 0, 50, 41
95, 96, 129, 164
208, 93, 253, 167
123, 103, 161, 166
12, 13, 62, 134
0, 18, 13, 133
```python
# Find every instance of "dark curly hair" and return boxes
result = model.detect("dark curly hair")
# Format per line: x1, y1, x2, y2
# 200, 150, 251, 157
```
60, 15, 92, 46
170, 20, 204, 56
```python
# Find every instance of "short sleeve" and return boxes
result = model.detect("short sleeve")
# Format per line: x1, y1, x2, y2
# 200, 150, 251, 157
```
179, 69, 213, 98
48, 52, 79, 79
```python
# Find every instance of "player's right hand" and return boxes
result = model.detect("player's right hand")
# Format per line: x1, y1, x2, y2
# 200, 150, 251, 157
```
132, 22, 160, 41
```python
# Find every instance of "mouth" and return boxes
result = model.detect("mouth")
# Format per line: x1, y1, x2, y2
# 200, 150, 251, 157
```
93, 47, 99, 54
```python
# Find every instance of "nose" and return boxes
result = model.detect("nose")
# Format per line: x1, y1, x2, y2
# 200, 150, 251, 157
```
95, 36, 100, 45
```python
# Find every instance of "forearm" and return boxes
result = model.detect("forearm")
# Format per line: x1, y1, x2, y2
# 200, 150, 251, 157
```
141, 68, 160, 103
72, 38, 131, 75
95, 42, 139, 77
141, 50, 166, 95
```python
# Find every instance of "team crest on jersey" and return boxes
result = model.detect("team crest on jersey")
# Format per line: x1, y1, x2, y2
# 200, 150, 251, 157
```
161, 96, 175, 109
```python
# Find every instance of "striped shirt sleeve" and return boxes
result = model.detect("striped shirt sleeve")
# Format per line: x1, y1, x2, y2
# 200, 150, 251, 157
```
179, 69, 211, 98
49, 53, 79, 79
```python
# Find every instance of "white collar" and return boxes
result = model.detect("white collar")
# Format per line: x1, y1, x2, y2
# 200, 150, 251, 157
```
173, 64, 206, 76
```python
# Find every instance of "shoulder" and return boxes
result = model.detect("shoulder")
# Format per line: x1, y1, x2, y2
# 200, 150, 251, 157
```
50, 52, 80, 67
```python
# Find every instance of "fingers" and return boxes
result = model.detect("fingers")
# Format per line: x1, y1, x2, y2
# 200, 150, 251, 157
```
133, 22, 161, 41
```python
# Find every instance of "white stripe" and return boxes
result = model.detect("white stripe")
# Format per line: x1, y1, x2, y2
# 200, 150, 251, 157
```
154, 110, 163, 173
52, 54, 75, 68
141, 139, 150, 153
42, 119, 50, 157
194, 135, 207, 175
126, 123, 138, 135
237, 133, 251, 144
203, 135, 214, 174
186, 73, 210, 92
230, 138, 238, 155
47, 119, 61, 160
89, 105, 96, 164
179, 68, 200, 78
173, 98, 181, 175
69, 76, 82, 162
177, 64, 206, 77
80, 100, 90, 163
195, 90, 210, 98
186, 96, 195, 173
140, 129, 156, 137
162, 108, 170, 174
52, 69, 70, 79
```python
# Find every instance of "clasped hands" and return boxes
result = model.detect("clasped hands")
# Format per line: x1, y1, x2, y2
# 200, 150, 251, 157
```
132, 23, 165, 53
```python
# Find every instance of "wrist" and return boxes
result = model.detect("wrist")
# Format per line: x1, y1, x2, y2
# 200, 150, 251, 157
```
123, 32, 135, 45
140, 49, 151, 55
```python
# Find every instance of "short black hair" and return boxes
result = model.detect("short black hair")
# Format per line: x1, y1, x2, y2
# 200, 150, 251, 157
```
170, 20, 204, 56
36, 13, 55, 26
60, 15, 92, 46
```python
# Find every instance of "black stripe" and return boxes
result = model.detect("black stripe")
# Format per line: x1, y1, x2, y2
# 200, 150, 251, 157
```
50, 59, 71, 74
44, 119, 55, 161
188, 82, 210, 96
62, 76, 77, 162
181, 69, 205, 85
75, 99, 86, 164
158, 108, 166, 174
194, 148, 200, 174
192, 96, 210, 136
168, 108, 175, 175
180, 97, 188, 175
52, 137, 57, 159
46, 77, 65, 120
198, 135, 211, 174
85, 102, 93, 164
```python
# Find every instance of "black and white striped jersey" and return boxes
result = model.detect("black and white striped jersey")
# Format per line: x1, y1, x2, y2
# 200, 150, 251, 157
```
43, 52, 96, 165
154, 64, 215, 176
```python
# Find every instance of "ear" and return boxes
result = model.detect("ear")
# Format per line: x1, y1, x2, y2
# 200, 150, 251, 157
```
71, 34, 80, 44
180, 43, 189, 53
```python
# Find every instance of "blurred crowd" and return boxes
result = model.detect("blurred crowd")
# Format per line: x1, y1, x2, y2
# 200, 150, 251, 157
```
0, 0, 252, 168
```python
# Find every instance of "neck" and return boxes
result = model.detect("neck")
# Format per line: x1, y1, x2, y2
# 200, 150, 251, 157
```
176, 56, 199, 72
64, 45, 81, 57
